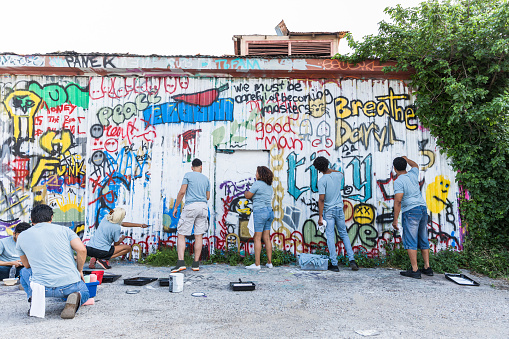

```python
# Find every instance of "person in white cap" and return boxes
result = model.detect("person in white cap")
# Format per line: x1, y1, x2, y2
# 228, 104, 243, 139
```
87, 207, 148, 269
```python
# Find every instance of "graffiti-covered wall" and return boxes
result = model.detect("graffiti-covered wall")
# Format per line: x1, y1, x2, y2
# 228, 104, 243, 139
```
0, 72, 463, 257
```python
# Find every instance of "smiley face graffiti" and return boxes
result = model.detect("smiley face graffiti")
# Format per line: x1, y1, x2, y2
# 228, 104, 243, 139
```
426, 175, 451, 214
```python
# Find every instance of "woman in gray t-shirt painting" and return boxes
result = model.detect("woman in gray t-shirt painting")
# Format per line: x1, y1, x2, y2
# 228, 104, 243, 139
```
244, 166, 274, 270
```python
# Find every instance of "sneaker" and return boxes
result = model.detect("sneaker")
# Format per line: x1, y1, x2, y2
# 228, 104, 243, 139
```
246, 263, 261, 270
171, 260, 186, 273
420, 267, 434, 276
88, 258, 96, 269
328, 264, 339, 272
266, 263, 273, 268
350, 261, 359, 271
96, 259, 111, 269
192, 261, 200, 271
400, 269, 421, 279
61, 292, 81, 319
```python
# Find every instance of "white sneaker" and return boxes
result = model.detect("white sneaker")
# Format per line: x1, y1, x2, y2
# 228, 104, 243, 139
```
246, 263, 261, 270
266, 263, 273, 268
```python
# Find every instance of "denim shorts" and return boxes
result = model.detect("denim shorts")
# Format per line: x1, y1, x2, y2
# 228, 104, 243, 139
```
402, 205, 429, 250
253, 207, 274, 233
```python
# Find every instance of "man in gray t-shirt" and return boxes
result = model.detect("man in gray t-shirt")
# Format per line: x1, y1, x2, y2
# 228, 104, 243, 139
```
0, 222, 31, 280
392, 156, 432, 279
17, 204, 90, 319
172, 158, 210, 273
313, 156, 358, 272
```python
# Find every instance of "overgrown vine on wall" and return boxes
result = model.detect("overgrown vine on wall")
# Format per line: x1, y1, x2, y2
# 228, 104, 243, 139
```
335, 0, 509, 249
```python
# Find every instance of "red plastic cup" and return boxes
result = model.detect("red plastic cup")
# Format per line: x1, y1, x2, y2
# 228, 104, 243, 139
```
91, 270, 104, 284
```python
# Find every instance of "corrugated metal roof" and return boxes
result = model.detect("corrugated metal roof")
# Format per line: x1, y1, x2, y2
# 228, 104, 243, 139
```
289, 31, 349, 36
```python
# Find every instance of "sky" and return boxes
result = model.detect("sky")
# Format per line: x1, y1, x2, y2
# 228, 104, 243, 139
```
1, 0, 424, 56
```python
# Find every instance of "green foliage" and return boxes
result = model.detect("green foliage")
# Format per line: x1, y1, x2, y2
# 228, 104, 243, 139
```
335, 0, 509, 252
462, 243, 509, 278
272, 248, 297, 266
204, 246, 245, 266
204, 246, 297, 267
142, 246, 193, 267
141, 242, 508, 278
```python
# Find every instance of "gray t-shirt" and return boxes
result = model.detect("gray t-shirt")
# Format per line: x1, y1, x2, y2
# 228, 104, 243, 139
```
16, 222, 81, 287
394, 167, 426, 213
0, 236, 19, 262
248, 180, 273, 210
183, 172, 210, 205
86, 219, 121, 251
318, 171, 344, 213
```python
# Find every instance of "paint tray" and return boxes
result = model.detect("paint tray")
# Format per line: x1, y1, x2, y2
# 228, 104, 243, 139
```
159, 278, 169, 287
124, 277, 158, 286
230, 279, 256, 291
102, 273, 122, 283
444, 273, 480, 286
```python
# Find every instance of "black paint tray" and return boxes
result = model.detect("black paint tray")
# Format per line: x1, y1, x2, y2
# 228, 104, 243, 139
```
230, 279, 256, 291
159, 278, 169, 287
124, 277, 158, 286
444, 273, 480, 286
102, 274, 122, 283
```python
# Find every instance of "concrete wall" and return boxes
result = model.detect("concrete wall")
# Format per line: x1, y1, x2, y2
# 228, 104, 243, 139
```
0, 75, 463, 258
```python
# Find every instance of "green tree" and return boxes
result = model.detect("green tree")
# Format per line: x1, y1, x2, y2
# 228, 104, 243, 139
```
335, 0, 509, 249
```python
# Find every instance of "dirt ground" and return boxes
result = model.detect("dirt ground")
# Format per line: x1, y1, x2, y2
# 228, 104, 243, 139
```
1, 262, 508, 338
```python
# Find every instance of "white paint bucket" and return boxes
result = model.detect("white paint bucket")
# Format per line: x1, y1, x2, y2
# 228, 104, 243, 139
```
169, 273, 184, 293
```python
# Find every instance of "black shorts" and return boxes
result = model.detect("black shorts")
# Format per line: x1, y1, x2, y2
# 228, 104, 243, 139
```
86, 245, 115, 260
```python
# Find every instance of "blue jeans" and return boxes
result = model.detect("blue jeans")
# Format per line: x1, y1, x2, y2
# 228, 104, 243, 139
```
253, 207, 274, 232
402, 205, 429, 250
324, 206, 355, 265
20, 268, 89, 306
0, 265, 22, 280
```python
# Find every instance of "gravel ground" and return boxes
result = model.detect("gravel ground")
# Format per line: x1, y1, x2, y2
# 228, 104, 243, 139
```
1, 262, 508, 339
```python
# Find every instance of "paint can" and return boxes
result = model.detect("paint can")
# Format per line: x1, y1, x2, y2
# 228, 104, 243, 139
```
169, 273, 184, 293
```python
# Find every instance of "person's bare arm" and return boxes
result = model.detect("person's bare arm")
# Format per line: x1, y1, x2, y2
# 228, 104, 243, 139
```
0, 260, 23, 267
19, 255, 30, 269
121, 222, 148, 228
173, 184, 187, 217
402, 156, 419, 169
114, 235, 127, 246
392, 193, 404, 230
318, 194, 325, 225
70, 238, 87, 281
206, 191, 210, 200
244, 191, 254, 199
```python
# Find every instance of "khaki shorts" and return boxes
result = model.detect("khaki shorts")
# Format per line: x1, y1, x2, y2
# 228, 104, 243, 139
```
177, 202, 209, 236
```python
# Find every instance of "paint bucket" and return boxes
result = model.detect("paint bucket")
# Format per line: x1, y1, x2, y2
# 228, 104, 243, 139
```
169, 273, 184, 293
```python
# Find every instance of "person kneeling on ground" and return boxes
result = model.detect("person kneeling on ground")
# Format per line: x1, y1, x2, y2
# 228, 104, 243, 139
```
87, 207, 148, 269
17, 204, 90, 319
0, 222, 31, 280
